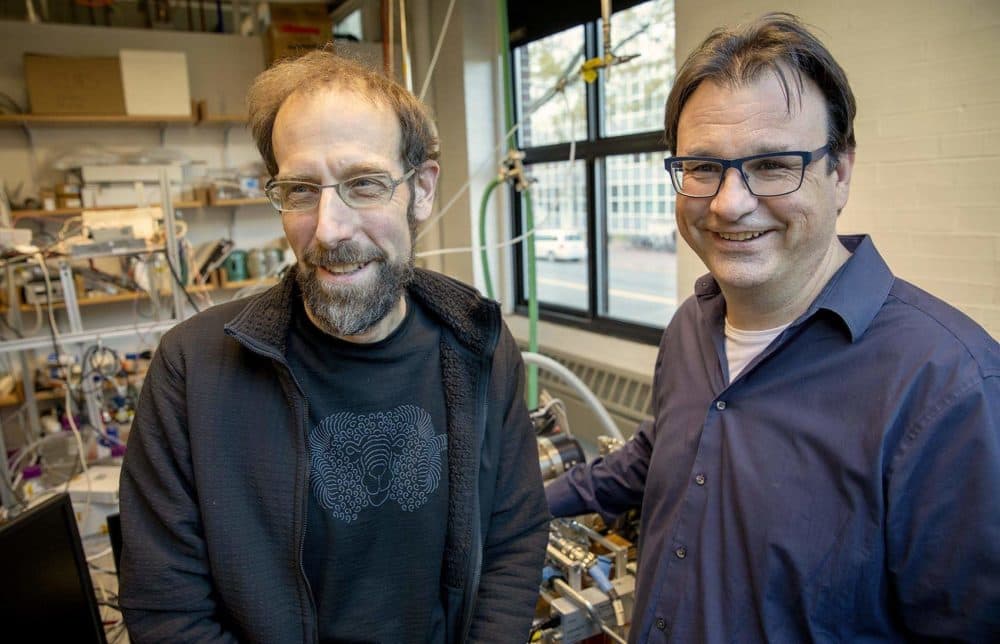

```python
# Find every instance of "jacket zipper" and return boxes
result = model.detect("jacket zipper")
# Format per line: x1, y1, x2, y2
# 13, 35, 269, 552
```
227, 331, 318, 643
457, 309, 501, 642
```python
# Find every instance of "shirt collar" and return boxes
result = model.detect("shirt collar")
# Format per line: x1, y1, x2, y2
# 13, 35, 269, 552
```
694, 234, 894, 343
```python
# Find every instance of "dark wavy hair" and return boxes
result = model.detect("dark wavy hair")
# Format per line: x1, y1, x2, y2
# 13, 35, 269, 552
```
664, 13, 856, 167
247, 45, 439, 177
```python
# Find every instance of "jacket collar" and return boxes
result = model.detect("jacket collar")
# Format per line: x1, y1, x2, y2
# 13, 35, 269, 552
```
224, 266, 498, 357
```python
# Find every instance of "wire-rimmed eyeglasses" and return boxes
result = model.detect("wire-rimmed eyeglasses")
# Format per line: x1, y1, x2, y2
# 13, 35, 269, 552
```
264, 169, 416, 212
664, 145, 830, 198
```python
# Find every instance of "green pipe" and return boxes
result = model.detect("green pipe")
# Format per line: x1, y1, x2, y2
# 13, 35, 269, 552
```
498, 0, 516, 148
497, 0, 538, 409
523, 190, 539, 408
478, 177, 502, 300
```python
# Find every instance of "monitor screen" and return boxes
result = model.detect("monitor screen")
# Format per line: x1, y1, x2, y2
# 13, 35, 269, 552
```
0, 492, 109, 643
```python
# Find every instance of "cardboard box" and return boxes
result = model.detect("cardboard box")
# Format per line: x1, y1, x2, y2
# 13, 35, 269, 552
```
119, 50, 191, 117
267, 3, 332, 63
270, 2, 330, 23
267, 23, 331, 63
23, 53, 127, 115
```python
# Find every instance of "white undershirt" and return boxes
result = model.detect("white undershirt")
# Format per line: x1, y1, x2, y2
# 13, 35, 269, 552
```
724, 318, 790, 382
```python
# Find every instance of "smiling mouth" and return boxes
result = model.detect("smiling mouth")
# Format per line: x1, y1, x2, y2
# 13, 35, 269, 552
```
716, 231, 765, 242
322, 261, 372, 275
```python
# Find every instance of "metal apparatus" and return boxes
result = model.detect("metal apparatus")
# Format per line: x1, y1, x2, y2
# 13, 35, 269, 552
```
532, 390, 638, 643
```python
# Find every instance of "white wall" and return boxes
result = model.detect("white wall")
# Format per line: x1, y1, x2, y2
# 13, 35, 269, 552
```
674, 0, 1000, 337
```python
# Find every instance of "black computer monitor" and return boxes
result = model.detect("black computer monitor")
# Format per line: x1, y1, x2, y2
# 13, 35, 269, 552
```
0, 492, 109, 643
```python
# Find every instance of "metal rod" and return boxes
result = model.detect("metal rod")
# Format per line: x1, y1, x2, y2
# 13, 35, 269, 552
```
0, 321, 178, 355
159, 170, 187, 320
58, 261, 83, 334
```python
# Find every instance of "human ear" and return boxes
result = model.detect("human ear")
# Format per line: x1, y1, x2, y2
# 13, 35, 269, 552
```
411, 160, 440, 223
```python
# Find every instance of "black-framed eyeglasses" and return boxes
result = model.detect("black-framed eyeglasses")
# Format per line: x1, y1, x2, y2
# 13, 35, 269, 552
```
264, 169, 416, 213
664, 145, 831, 198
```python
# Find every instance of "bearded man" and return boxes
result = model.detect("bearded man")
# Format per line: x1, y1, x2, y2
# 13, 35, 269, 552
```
119, 50, 549, 644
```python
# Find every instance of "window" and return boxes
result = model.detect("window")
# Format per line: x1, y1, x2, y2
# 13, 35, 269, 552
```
511, 0, 676, 343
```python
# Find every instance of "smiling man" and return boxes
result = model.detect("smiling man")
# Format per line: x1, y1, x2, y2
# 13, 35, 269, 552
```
546, 13, 1000, 643
119, 50, 549, 643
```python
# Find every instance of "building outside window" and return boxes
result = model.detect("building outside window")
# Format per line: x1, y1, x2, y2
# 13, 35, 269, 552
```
511, 0, 676, 341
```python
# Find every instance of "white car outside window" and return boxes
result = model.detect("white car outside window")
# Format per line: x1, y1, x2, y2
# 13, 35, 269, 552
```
534, 229, 586, 261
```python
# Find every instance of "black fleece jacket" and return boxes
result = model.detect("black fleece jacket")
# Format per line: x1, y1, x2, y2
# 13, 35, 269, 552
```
119, 267, 550, 643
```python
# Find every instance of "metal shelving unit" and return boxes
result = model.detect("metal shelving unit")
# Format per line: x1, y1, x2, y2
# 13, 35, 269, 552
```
0, 172, 185, 510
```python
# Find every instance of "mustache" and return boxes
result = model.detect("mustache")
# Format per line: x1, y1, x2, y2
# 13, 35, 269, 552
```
302, 242, 386, 268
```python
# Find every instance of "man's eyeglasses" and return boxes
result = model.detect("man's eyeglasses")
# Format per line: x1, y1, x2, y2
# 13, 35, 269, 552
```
664, 145, 830, 198
264, 169, 416, 212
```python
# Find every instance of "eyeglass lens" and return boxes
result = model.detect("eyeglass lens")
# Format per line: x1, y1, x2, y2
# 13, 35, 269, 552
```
267, 175, 397, 211
670, 154, 806, 197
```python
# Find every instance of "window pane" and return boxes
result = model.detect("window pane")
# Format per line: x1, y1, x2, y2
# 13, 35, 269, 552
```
605, 152, 677, 326
514, 26, 587, 147
523, 160, 588, 310
601, 0, 675, 137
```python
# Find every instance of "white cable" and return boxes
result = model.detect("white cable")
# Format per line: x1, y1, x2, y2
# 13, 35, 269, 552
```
398, 0, 413, 92
33, 253, 64, 355
28, 301, 43, 335
64, 385, 92, 533
533, 396, 567, 417
521, 351, 624, 442
417, 79, 578, 258
416, 226, 538, 259
417, 0, 457, 101
415, 120, 521, 243
86, 546, 113, 563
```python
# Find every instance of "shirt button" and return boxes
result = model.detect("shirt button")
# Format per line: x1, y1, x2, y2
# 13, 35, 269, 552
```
695, 473, 706, 486
655, 617, 667, 630
674, 546, 687, 559
715, 400, 726, 410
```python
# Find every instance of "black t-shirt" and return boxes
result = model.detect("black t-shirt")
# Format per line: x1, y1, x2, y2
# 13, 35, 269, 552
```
287, 297, 449, 644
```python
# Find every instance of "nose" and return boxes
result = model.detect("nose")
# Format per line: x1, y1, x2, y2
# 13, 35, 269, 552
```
710, 167, 758, 221
313, 187, 359, 246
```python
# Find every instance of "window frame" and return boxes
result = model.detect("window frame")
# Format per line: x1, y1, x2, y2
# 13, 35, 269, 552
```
510, 10, 671, 346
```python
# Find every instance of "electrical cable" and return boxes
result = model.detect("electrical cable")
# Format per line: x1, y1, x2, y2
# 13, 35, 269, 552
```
415, 123, 520, 244
418, 15, 646, 251
163, 252, 201, 313
417, 0, 457, 101
86, 546, 113, 563
33, 253, 62, 359
63, 384, 93, 531
398, 0, 412, 92
521, 351, 624, 441
0, 314, 24, 338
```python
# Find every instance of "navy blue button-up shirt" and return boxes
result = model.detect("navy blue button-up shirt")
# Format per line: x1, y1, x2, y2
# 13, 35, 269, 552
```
547, 235, 1000, 642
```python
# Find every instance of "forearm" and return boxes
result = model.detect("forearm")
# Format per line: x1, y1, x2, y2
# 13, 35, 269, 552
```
547, 419, 653, 520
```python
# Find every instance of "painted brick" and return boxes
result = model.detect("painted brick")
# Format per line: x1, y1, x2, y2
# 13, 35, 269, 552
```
927, 79, 1000, 111
914, 256, 995, 280
940, 132, 990, 158
868, 231, 913, 257
956, 207, 1000, 234
875, 160, 954, 188
911, 233, 996, 259
923, 26, 1000, 62
860, 135, 941, 163
953, 158, 1000, 188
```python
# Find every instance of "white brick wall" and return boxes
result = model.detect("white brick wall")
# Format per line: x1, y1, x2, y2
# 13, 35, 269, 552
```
675, 0, 1000, 336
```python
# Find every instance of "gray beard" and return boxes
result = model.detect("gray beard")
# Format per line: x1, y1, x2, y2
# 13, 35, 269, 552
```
296, 240, 414, 337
